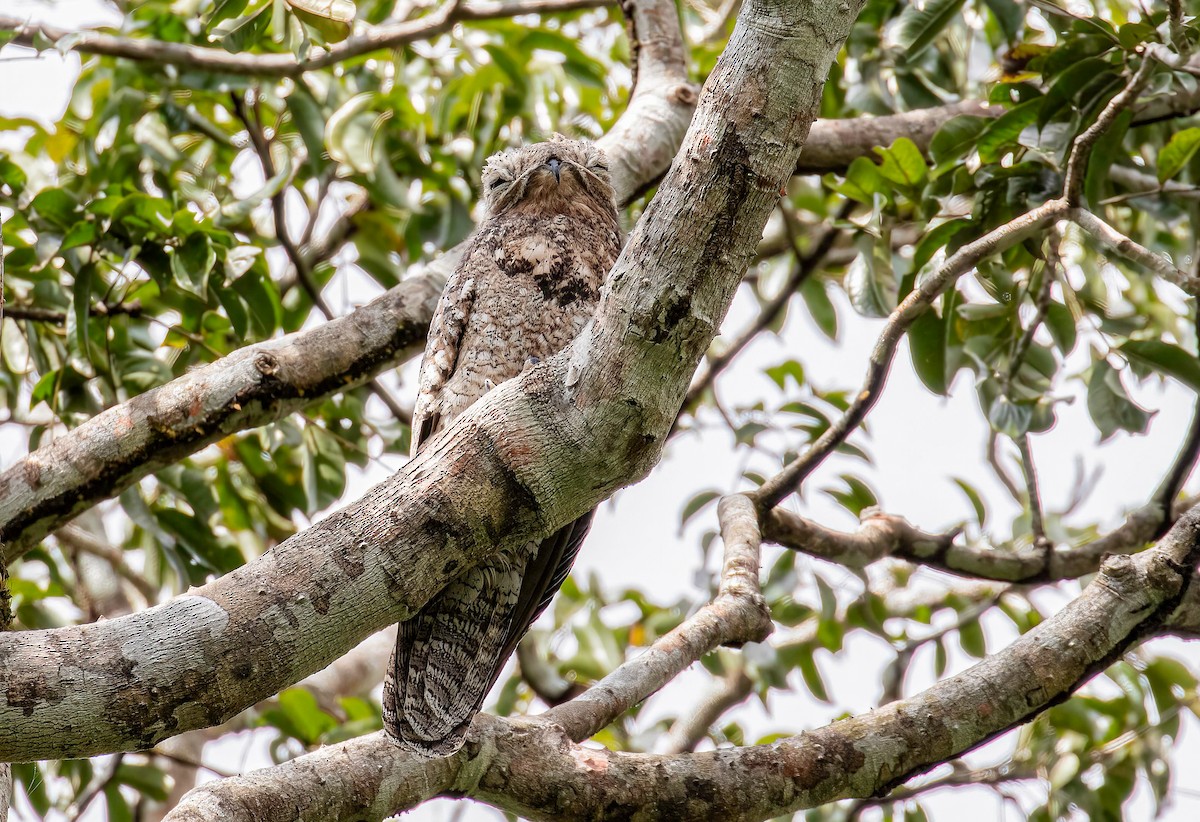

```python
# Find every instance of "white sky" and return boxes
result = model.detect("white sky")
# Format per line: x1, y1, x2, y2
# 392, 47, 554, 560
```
2, 2, 1199, 821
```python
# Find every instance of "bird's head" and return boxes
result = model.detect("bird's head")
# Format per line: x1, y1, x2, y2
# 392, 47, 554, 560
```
480, 134, 616, 220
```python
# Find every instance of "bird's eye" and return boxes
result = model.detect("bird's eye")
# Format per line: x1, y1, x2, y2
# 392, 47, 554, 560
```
489, 178, 509, 190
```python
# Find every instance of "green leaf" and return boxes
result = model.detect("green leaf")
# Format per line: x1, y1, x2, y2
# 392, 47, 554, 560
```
1086, 357, 1152, 440
213, 5, 271, 53
114, 763, 170, 802
908, 302, 949, 395
208, 0, 252, 29
70, 262, 95, 355
1044, 302, 1077, 355
977, 98, 1041, 163
288, 0, 356, 43
894, 0, 967, 60
982, 0, 1024, 41
285, 87, 331, 171
680, 490, 720, 528
952, 477, 987, 526
59, 220, 98, 251
933, 636, 948, 677
958, 618, 986, 658
30, 187, 78, 228
828, 156, 889, 204
911, 218, 973, 275
0, 154, 28, 195
1159, 128, 1200, 183
104, 783, 134, 822
797, 651, 830, 702
1084, 108, 1131, 208
800, 278, 838, 339
988, 394, 1032, 437
1037, 57, 1111, 130
272, 687, 337, 744
874, 137, 927, 188
172, 232, 216, 298
845, 234, 896, 318
765, 359, 805, 389
929, 115, 990, 171
1120, 339, 1200, 391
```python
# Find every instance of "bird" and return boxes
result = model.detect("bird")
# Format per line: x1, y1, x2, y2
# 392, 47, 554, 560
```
383, 135, 622, 756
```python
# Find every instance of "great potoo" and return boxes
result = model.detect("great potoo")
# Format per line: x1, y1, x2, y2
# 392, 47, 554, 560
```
383, 135, 622, 756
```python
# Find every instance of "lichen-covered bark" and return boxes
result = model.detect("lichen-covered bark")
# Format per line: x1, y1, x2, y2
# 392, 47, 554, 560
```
0, 0, 860, 762
0, 280, 440, 563
0, 0, 695, 565
163, 508, 1200, 822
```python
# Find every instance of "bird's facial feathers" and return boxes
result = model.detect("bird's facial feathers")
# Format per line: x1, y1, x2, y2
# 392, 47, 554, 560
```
481, 135, 615, 219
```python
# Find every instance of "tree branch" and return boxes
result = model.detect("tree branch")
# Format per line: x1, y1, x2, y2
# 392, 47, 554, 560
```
0, 0, 696, 564
749, 199, 1067, 511
1061, 57, 1158, 206
0, 0, 611, 78
163, 507, 1200, 822
1072, 207, 1200, 296
0, 0, 852, 762
764, 497, 1200, 583
2, 300, 143, 324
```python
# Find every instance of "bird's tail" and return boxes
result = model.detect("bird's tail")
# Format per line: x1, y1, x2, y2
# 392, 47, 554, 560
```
382, 515, 593, 757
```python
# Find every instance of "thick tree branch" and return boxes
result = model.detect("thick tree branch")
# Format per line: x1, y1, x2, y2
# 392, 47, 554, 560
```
164, 507, 1200, 822
0, 0, 695, 563
797, 101, 997, 174
0, 0, 854, 762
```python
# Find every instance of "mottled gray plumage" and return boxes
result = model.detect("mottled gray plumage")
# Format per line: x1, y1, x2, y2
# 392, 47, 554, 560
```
383, 135, 621, 756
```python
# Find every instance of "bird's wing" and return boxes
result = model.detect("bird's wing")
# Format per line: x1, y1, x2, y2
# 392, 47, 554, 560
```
410, 263, 476, 454
383, 513, 593, 757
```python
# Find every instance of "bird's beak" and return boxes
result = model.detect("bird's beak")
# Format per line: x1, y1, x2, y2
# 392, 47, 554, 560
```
545, 158, 561, 183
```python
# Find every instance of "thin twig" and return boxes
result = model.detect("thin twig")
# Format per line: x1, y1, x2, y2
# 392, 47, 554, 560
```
1062, 57, 1157, 206
881, 591, 1002, 702
233, 91, 412, 426
749, 200, 1066, 510
1016, 434, 1049, 549
1154, 311, 1200, 537
1168, 0, 1192, 62
0, 0, 612, 78
56, 525, 160, 603
542, 494, 771, 742
1072, 208, 1200, 296
2, 301, 143, 324
988, 429, 1024, 503
67, 753, 125, 822
659, 664, 752, 753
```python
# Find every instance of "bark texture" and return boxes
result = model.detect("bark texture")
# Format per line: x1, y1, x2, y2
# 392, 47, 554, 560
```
0, 0, 861, 762
161, 509, 1200, 821
0, 0, 694, 564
